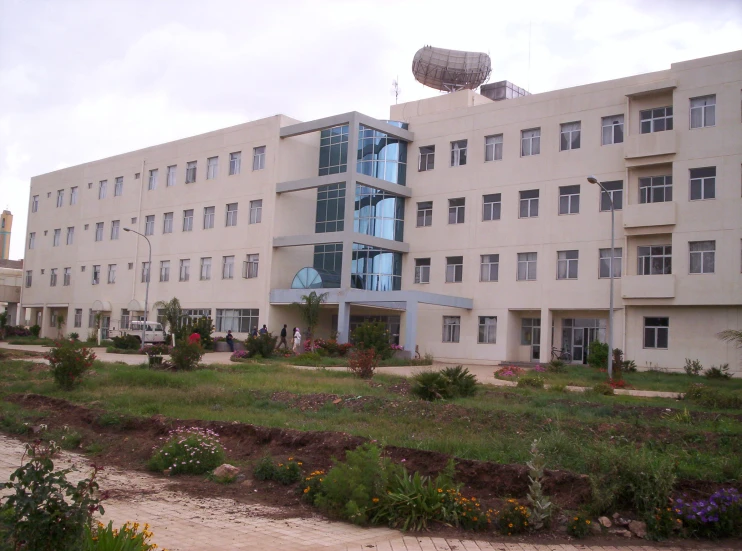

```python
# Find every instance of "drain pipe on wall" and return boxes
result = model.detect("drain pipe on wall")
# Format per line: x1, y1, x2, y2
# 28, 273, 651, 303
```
132, 159, 146, 320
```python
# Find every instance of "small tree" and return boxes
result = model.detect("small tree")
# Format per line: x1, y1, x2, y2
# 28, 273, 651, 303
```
153, 297, 183, 340
45, 340, 96, 390
55, 314, 65, 339
292, 291, 327, 352
351, 321, 392, 360
0, 310, 8, 340
179, 316, 214, 350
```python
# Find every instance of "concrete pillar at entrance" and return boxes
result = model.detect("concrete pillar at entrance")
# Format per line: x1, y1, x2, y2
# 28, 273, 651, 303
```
40, 305, 50, 339
539, 307, 552, 364
336, 301, 351, 344
404, 300, 418, 357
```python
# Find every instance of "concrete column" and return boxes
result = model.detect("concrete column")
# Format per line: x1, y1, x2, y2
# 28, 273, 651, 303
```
40, 305, 50, 339
336, 301, 351, 344
539, 306, 552, 364
404, 300, 419, 357
340, 115, 360, 291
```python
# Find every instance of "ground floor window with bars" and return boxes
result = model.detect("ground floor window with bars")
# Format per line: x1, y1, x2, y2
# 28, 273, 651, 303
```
216, 309, 259, 333
442, 316, 460, 343
478, 316, 497, 344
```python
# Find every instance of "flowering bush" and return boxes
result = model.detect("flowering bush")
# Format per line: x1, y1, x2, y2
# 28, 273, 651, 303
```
169, 339, 203, 370
494, 365, 525, 380
566, 514, 592, 538
253, 456, 303, 485
608, 378, 631, 389
148, 427, 225, 475
532, 364, 546, 372
230, 350, 250, 362
390, 344, 404, 351
141, 344, 171, 357
301, 469, 326, 502
673, 488, 742, 538
84, 520, 165, 550
646, 506, 676, 540
494, 499, 531, 535
45, 339, 96, 390
517, 375, 545, 388
347, 348, 378, 379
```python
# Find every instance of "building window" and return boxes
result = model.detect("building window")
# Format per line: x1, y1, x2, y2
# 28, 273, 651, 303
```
53, 228, 61, 247
521, 128, 540, 156
200, 257, 211, 280
92, 265, 101, 285
419, 145, 435, 171
98, 180, 107, 199
94, 222, 103, 242
28, 232, 35, 249
222, 256, 235, 279
144, 215, 154, 236
160, 260, 170, 282
644, 317, 669, 349
179, 259, 190, 282
482, 193, 501, 221
215, 309, 259, 333
70, 187, 78, 205
74, 308, 82, 328
185, 161, 197, 183
56, 189, 64, 208
206, 156, 218, 179
313, 243, 343, 285
88, 309, 95, 328
148, 169, 158, 191
119, 309, 130, 329
114, 176, 123, 197
319, 125, 349, 176
450, 140, 467, 167
243, 254, 259, 279
249, 200, 262, 224
485, 134, 503, 162
602, 115, 624, 145
689, 241, 715, 274
351, 244, 402, 291
229, 152, 241, 175
416, 201, 432, 227
414, 258, 430, 284
24, 270, 32, 288
599, 248, 622, 278
49, 311, 56, 328
690, 95, 715, 129
638, 245, 672, 275
353, 184, 405, 242
107, 264, 116, 284
253, 146, 266, 171
225, 203, 238, 227
448, 198, 465, 224
478, 316, 497, 344
65, 227, 74, 245
183, 209, 194, 232
600, 181, 623, 211
315, 183, 346, 233
689, 167, 715, 200
203, 206, 215, 229
558, 185, 580, 215
557, 250, 579, 280
480, 254, 499, 282
519, 189, 539, 218
141, 261, 150, 283
31, 195, 38, 213
560, 122, 581, 151
63, 267, 71, 286
110, 220, 120, 240
445, 256, 463, 283
167, 165, 176, 187
639, 176, 672, 204
517, 252, 537, 281
442, 316, 461, 343
521, 318, 541, 345
50, 268, 57, 287
640, 107, 673, 133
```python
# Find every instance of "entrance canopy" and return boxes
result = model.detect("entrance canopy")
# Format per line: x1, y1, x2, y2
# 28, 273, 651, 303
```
91, 300, 111, 312
127, 299, 143, 312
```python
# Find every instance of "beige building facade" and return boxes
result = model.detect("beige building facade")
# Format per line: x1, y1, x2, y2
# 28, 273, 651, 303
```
22, 50, 742, 372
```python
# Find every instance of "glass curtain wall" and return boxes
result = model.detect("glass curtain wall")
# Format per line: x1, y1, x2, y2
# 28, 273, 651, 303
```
319, 125, 349, 175
351, 244, 402, 291
356, 123, 408, 185
354, 184, 405, 241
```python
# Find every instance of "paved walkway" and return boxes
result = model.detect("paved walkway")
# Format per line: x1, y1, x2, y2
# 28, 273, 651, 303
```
0, 435, 734, 551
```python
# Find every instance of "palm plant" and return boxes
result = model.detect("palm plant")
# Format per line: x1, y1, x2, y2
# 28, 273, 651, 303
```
153, 297, 182, 342
292, 291, 327, 352
718, 330, 742, 365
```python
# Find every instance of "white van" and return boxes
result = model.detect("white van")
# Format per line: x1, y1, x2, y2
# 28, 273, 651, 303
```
110, 321, 167, 344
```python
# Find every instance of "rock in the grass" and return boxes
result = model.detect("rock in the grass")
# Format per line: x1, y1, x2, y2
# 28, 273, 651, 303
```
598, 516, 612, 528
590, 521, 603, 534
612, 528, 632, 538
629, 520, 648, 539
213, 464, 240, 478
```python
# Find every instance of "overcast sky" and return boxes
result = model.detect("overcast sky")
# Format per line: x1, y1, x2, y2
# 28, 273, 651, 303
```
1, 0, 741, 260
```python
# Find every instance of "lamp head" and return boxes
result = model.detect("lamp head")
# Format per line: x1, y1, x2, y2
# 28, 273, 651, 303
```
587, 176, 599, 184
123, 228, 131, 232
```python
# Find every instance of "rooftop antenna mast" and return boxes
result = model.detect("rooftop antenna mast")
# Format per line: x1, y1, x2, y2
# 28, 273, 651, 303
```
391, 76, 401, 104
527, 21, 532, 92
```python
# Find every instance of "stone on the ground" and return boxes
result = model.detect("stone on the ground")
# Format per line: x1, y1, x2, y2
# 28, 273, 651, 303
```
590, 521, 603, 534
213, 464, 240, 478
598, 516, 612, 528
629, 519, 648, 539
612, 528, 632, 538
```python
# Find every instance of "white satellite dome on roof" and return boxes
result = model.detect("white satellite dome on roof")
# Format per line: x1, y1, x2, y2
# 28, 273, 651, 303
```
412, 46, 492, 92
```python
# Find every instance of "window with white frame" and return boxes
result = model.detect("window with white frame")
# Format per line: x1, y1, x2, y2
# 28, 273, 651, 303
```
160, 260, 170, 282
185, 161, 197, 183
110, 220, 120, 240
485, 134, 503, 161
207, 156, 218, 179
640, 107, 673, 133
478, 316, 497, 344
92, 265, 101, 285
419, 145, 434, 171
107, 264, 116, 284
50, 311, 56, 328
179, 259, 190, 281
226, 203, 238, 227
144, 215, 154, 236
521, 128, 540, 156
482, 193, 501, 221
31, 195, 39, 213
450, 140, 467, 167
557, 250, 579, 280
66, 227, 74, 245
56, 189, 64, 207
98, 180, 107, 199
200, 257, 211, 280
63, 267, 71, 286
253, 146, 266, 170
94, 222, 103, 242
644, 317, 669, 349
442, 316, 461, 343
148, 169, 158, 190
445, 256, 463, 283
50, 268, 57, 287
25, 270, 32, 288
203, 206, 215, 229
141, 261, 150, 283
638, 245, 672, 275
690, 95, 715, 129
183, 209, 193, 232
689, 167, 715, 200
480, 254, 499, 282
414, 258, 430, 284
519, 189, 539, 218
88, 309, 95, 328
53, 228, 61, 247
229, 152, 241, 175
560, 122, 581, 151
602, 115, 624, 145
243, 254, 259, 278
28, 232, 35, 249
249, 200, 262, 224
222, 255, 235, 279
114, 176, 123, 197
215, 308, 259, 333
599, 248, 622, 278
70, 186, 78, 205
639, 176, 672, 204
167, 165, 176, 187
448, 198, 465, 224
74, 308, 82, 327
417, 201, 432, 227
600, 181, 623, 211
517, 252, 537, 281
558, 185, 580, 215
689, 241, 715, 274
162, 212, 173, 234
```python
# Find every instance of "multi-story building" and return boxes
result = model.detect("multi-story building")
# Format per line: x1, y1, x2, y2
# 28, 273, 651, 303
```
21, 50, 742, 372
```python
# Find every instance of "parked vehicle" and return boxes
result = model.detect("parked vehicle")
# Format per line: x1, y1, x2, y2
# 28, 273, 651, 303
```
109, 321, 166, 344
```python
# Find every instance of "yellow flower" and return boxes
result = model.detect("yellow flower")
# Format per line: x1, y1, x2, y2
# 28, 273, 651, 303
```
437, 488, 442, 493
303, 487, 309, 493
508, 523, 513, 528
586, 520, 591, 525
574, 516, 579, 521
372, 497, 379, 503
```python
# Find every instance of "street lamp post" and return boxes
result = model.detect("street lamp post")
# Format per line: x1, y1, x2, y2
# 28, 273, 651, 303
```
123, 228, 151, 347
587, 176, 615, 380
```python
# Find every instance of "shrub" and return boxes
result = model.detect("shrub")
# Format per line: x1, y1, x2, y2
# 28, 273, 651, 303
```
546, 359, 566, 373
646, 506, 676, 540
148, 427, 225, 475
548, 383, 567, 393
230, 350, 250, 362
45, 339, 96, 390
673, 488, 742, 538
684, 358, 703, 376
5, 325, 31, 337
142, 343, 169, 357
1, 441, 104, 551
612, 348, 637, 374
319, 340, 353, 357
704, 363, 732, 380
684, 383, 742, 409
245, 332, 278, 358
566, 514, 593, 538
177, 316, 214, 350
591, 382, 614, 396
526, 440, 552, 530
253, 456, 303, 485
169, 339, 203, 371
111, 334, 140, 350
83, 521, 161, 551
411, 366, 477, 401
29, 324, 41, 337
495, 499, 531, 535
494, 365, 525, 380
351, 321, 393, 360
518, 375, 545, 389
586, 341, 609, 369
68, 332, 80, 341
348, 348, 378, 379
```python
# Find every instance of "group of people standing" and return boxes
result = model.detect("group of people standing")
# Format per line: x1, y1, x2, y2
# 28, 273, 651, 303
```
223, 323, 304, 354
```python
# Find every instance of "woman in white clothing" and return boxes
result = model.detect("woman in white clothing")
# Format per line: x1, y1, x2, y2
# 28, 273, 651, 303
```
293, 327, 302, 355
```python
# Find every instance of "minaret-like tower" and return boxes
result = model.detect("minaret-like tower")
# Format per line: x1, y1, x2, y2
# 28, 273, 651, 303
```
0, 210, 12, 260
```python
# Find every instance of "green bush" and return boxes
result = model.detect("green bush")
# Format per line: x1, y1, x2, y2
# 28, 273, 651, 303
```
684, 358, 703, 376
83, 520, 161, 551
45, 340, 96, 390
68, 332, 80, 341
704, 363, 732, 380
29, 324, 41, 337
494, 500, 531, 535
347, 348, 378, 379
148, 427, 225, 475
566, 513, 593, 538
546, 359, 566, 373
591, 382, 614, 396
245, 332, 278, 358
411, 366, 477, 401
252, 455, 303, 485
517, 375, 545, 389
169, 339, 203, 371
685, 383, 742, 409
351, 321, 392, 360
111, 334, 140, 350
177, 316, 214, 350
586, 341, 609, 368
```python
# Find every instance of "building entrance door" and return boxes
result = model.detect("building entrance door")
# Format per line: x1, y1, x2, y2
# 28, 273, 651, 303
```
521, 318, 541, 361
562, 318, 606, 363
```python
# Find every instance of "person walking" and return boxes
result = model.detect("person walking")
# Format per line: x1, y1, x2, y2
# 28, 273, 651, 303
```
293, 327, 302, 355
259, 324, 268, 335
251, 326, 258, 338
226, 330, 234, 352
277, 324, 288, 350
